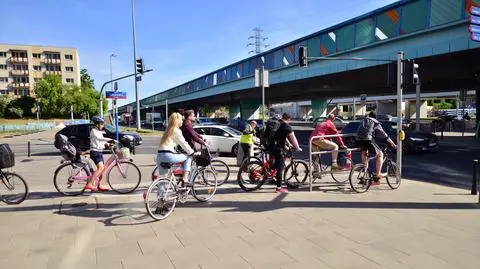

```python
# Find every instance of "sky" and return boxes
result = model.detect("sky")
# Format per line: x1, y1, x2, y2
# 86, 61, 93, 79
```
1, 0, 398, 107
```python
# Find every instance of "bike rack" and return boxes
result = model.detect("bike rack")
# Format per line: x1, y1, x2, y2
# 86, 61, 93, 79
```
308, 134, 361, 192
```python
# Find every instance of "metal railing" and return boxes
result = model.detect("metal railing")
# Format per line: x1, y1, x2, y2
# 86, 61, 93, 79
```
308, 133, 361, 192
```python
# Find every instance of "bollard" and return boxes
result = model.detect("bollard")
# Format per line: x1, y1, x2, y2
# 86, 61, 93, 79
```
217, 148, 220, 157
132, 144, 136, 155
28, 141, 31, 157
472, 160, 478, 195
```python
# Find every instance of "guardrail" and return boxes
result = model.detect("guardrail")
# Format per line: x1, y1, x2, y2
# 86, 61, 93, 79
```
308, 133, 361, 192
0, 122, 55, 132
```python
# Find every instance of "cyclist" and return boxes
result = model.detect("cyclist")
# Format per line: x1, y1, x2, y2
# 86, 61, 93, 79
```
239, 120, 258, 160
356, 111, 397, 184
269, 113, 302, 193
85, 116, 114, 191
310, 114, 346, 175
180, 109, 208, 149
157, 112, 198, 187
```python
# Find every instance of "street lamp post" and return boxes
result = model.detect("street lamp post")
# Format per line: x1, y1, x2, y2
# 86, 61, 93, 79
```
109, 54, 116, 122
131, 0, 141, 130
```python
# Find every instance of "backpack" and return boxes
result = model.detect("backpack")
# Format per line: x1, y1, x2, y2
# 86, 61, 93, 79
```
55, 134, 78, 161
260, 119, 281, 147
356, 118, 375, 141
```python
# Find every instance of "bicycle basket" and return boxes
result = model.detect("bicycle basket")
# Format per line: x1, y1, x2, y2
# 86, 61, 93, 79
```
118, 147, 130, 159
0, 144, 15, 169
194, 148, 211, 167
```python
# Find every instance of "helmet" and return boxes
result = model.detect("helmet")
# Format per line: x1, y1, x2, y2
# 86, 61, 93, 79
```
91, 116, 105, 124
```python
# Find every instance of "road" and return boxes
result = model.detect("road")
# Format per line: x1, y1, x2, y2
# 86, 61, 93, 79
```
6, 128, 479, 189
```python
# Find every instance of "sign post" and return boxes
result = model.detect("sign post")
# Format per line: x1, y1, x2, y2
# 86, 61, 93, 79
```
255, 66, 269, 129
397, 51, 404, 179
106, 90, 127, 144
360, 94, 367, 115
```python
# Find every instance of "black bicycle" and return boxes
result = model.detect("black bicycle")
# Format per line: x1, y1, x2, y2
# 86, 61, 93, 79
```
0, 144, 28, 205
348, 146, 400, 193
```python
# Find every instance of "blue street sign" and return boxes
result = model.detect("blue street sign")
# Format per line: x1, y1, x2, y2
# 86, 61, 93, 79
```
470, 24, 480, 33
106, 91, 127, 99
471, 6, 480, 16
470, 15, 480, 25
136, 76, 142, 82
471, 32, 480, 42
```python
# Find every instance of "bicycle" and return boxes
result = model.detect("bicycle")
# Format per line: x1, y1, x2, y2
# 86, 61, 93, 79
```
144, 154, 218, 220
151, 146, 230, 186
308, 148, 353, 184
237, 147, 304, 191
348, 146, 400, 193
53, 143, 141, 196
0, 143, 28, 205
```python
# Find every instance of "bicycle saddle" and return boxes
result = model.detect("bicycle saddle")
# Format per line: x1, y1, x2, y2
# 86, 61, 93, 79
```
160, 162, 173, 169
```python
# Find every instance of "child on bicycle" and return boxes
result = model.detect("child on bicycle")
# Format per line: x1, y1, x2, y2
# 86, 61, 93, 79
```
157, 112, 199, 187
85, 116, 114, 191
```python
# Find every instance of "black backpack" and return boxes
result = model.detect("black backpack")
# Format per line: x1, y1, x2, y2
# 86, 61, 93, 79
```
260, 119, 281, 147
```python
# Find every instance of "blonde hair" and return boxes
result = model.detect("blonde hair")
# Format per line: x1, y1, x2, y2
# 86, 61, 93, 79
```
160, 112, 183, 146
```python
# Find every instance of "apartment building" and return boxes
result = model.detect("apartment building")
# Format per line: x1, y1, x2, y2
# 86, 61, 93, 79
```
0, 44, 80, 97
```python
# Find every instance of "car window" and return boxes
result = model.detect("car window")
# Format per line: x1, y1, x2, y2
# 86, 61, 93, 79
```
195, 127, 211, 135
69, 125, 78, 136
77, 125, 89, 135
211, 127, 228, 137
342, 122, 360, 134
224, 127, 242, 136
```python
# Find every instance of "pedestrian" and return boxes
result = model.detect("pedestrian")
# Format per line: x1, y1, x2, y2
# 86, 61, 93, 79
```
239, 121, 258, 160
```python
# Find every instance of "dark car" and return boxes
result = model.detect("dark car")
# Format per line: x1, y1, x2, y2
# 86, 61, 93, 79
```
312, 117, 349, 130
56, 123, 143, 152
340, 121, 437, 154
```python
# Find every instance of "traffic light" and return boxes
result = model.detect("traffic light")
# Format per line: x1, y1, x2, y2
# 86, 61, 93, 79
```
298, 46, 308, 67
403, 60, 419, 91
136, 58, 144, 74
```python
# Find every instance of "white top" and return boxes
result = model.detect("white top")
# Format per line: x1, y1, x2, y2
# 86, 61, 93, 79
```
158, 128, 194, 155
90, 128, 111, 152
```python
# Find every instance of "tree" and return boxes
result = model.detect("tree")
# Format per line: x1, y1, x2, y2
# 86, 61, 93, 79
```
81, 68, 95, 90
7, 107, 23, 118
34, 74, 65, 117
9, 96, 36, 117
0, 95, 12, 118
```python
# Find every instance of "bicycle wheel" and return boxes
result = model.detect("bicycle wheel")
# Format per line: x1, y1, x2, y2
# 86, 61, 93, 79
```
237, 160, 266, 192
284, 160, 309, 189
145, 178, 177, 220
348, 164, 372, 193
191, 168, 217, 202
53, 163, 88, 196
1, 172, 28, 204
151, 166, 159, 181
385, 161, 401, 189
210, 159, 230, 186
107, 160, 141, 194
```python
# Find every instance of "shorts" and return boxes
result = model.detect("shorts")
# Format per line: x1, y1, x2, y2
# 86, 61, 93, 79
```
90, 151, 104, 165
356, 140, 381, 155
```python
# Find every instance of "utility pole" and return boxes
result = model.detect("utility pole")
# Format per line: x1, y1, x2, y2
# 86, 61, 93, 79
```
131, 0, 140, 130
247, 28, 269, 54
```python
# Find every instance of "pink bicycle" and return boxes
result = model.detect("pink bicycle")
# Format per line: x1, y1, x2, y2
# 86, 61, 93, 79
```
53, 144, 141, 196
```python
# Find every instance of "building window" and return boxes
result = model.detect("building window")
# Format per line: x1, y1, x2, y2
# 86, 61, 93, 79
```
33, 65, 41, 71
66, 78, 74, 83
14, 89, 29, 96
0, 64, 7, 69
0, 52, 6, 57
0, 89, 7, 95
65, 54, 73, 60
13, 64, 28, 70
65, 66, 74, 72
0, 77, 8, 83
12, 51, 27, 58
32, 53, 41, 59
46, 65, 61, 71
13, 77, 29, 83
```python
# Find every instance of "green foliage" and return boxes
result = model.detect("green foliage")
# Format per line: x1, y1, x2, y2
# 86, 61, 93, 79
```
432, 102, 454, 109
7, 107, 23, 118
9, 96, 36, 117
81, 68, 95, 89
0, 95, 12, 118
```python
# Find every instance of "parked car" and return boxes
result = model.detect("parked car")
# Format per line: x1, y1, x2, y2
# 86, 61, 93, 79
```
193, 125, 244, 155
55, 123, 143, 152
228, 118, 263, 133
340, 121, 437, 154
312, 116, 349, 130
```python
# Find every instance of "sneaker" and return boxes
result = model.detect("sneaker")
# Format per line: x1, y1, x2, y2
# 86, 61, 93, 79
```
371, 181, 381, 186
331, 163, 339, 170
85, 184, 97, 191
275, 187, 289, 193
97, 186, 110, 192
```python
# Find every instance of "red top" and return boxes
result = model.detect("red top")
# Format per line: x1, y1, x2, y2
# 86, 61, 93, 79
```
310, 120, 345, 147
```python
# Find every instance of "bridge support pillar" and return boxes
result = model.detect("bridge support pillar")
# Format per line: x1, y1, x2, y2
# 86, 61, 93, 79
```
229, 104, 241, 119
240, 100, 261, 120
311, 99, 327, 118
405, 100, 427, 119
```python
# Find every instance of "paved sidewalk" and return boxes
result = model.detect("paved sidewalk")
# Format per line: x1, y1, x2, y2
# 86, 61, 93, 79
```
0, 169, 479, 268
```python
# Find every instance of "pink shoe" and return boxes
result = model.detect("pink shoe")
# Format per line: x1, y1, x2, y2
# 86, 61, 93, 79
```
275, 187, 288, 193
85, 185, 98, 191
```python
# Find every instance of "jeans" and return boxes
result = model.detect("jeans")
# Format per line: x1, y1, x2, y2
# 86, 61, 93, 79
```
156, 152, 192, 182
270, 147, 285, 188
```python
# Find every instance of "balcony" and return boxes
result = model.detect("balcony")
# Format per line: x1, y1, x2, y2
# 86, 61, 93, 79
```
45, 70, 61, 75
10, 70, 29, 76
44, 58, 61, 64
10, 82, 30, 88
8, 57, 28, 63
